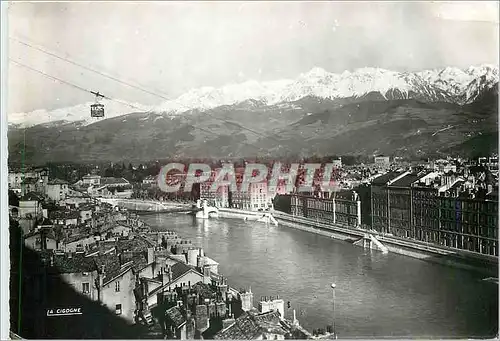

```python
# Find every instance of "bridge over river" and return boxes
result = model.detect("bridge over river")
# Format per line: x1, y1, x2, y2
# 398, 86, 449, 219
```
98, 198, 198, 213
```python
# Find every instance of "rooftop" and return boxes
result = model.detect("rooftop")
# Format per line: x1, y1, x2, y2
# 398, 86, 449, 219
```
24, 228, 58, 241
389, 173, 426, 188
101, 177, 130, 186
115, 235, 154, 253
52, 253, 98, 274
22, 178, 40, 185
371, 171, 405, 186
191, 281, 217, 299
50, 210, 81, 220
48, 178, 69, 185
20, 192, 44, 202
65, 233, 94, 244
171, 261, 196, 281
214, 310, 288, 340
165, 306, 186, 329
95, 253, 125, 284
83, 174, 101, 179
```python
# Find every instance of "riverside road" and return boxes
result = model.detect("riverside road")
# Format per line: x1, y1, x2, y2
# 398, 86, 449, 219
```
142, 213, 498, 338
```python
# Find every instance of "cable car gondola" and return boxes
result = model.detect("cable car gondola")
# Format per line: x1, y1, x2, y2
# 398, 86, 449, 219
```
90, 91, 105, 118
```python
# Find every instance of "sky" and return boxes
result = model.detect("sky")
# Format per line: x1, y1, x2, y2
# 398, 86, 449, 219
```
7, 1, 500, 113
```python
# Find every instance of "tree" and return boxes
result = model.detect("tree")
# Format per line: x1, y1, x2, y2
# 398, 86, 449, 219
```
104, 167, 114, 177
9, 190, 19, 207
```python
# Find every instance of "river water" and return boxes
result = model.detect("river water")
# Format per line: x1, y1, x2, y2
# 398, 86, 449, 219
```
142, 213, 498, 338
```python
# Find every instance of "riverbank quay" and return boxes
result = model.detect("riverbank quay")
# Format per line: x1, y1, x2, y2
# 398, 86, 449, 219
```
98, 198, 193, 213
272, 210, 498, 277
218, 207, 270, 220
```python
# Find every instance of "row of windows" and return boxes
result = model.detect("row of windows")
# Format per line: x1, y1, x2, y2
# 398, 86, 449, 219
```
440, 199, 497, 213
293, 208, 358, 227
413, 230, 498, 256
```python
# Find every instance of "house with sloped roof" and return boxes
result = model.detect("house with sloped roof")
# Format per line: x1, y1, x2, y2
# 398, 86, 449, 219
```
19, 192, 44, 219
94, 244, 157, 324
24, 225, 61, 251
50, 252, 101, 302
46, 178, 69, 201
64, 234, 99, 253
49, 210, 80, 226
164, 305, 191, 339
95, 252, 137, 323
142, 261, 208, 310
81, 175, 133, 198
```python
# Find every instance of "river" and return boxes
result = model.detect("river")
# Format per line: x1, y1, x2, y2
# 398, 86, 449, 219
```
141, 213, 498, 338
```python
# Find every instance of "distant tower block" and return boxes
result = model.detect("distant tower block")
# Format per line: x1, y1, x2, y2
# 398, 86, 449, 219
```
239, 287, 254, 312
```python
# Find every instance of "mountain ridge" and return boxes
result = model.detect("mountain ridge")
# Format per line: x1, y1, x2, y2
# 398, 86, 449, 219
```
9, 64, 499, 128
7, 90, 498, 164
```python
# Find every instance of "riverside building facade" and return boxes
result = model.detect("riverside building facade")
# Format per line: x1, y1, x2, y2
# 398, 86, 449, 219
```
370, 170, 498, 256
288, 191, 361, 228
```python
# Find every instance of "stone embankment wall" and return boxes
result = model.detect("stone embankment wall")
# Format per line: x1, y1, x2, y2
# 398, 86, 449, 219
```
272, 211, 498, 277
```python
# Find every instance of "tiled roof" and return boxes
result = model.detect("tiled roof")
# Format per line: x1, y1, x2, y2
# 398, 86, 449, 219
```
65, 234, 93, 244
130, 252, 149, 272
95, 253, 126, 284
191, 282, 216, 299
48, 178, 68, 185
49, 210, 80, 220
24, 228, 57, 240
147, 261, 202, 298
20, 192, 44, 202
168, 254, 188, 264
22, 178, 39, 185
171, 262, 195, 281
52, 253, 98, 274
389, 173, 423, 188
101, 177, 130, 186
165, 306, 186, 329
214, 311, 288, 340
115, 235, 154, 253
83, 174, 101, 179
371, 171, 405, 186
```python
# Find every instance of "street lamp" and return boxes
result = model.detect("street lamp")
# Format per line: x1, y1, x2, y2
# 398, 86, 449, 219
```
331, 283, 337, 339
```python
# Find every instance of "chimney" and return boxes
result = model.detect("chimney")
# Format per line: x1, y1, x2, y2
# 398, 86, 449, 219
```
50, 254, 54, 267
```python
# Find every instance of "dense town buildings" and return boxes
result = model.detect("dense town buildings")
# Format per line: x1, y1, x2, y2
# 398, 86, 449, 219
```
8, 154, 499, 338
272, 155, 498, 257
9, 167, 316, 339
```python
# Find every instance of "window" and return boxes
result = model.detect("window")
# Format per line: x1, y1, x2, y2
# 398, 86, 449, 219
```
82, 282, 90, 294
115, 281, 120, 292
115, 304, 122, 315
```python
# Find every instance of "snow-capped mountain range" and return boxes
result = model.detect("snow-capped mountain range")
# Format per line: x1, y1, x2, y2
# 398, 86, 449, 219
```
8, 100, 152, 128
9, 64, 498, 128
